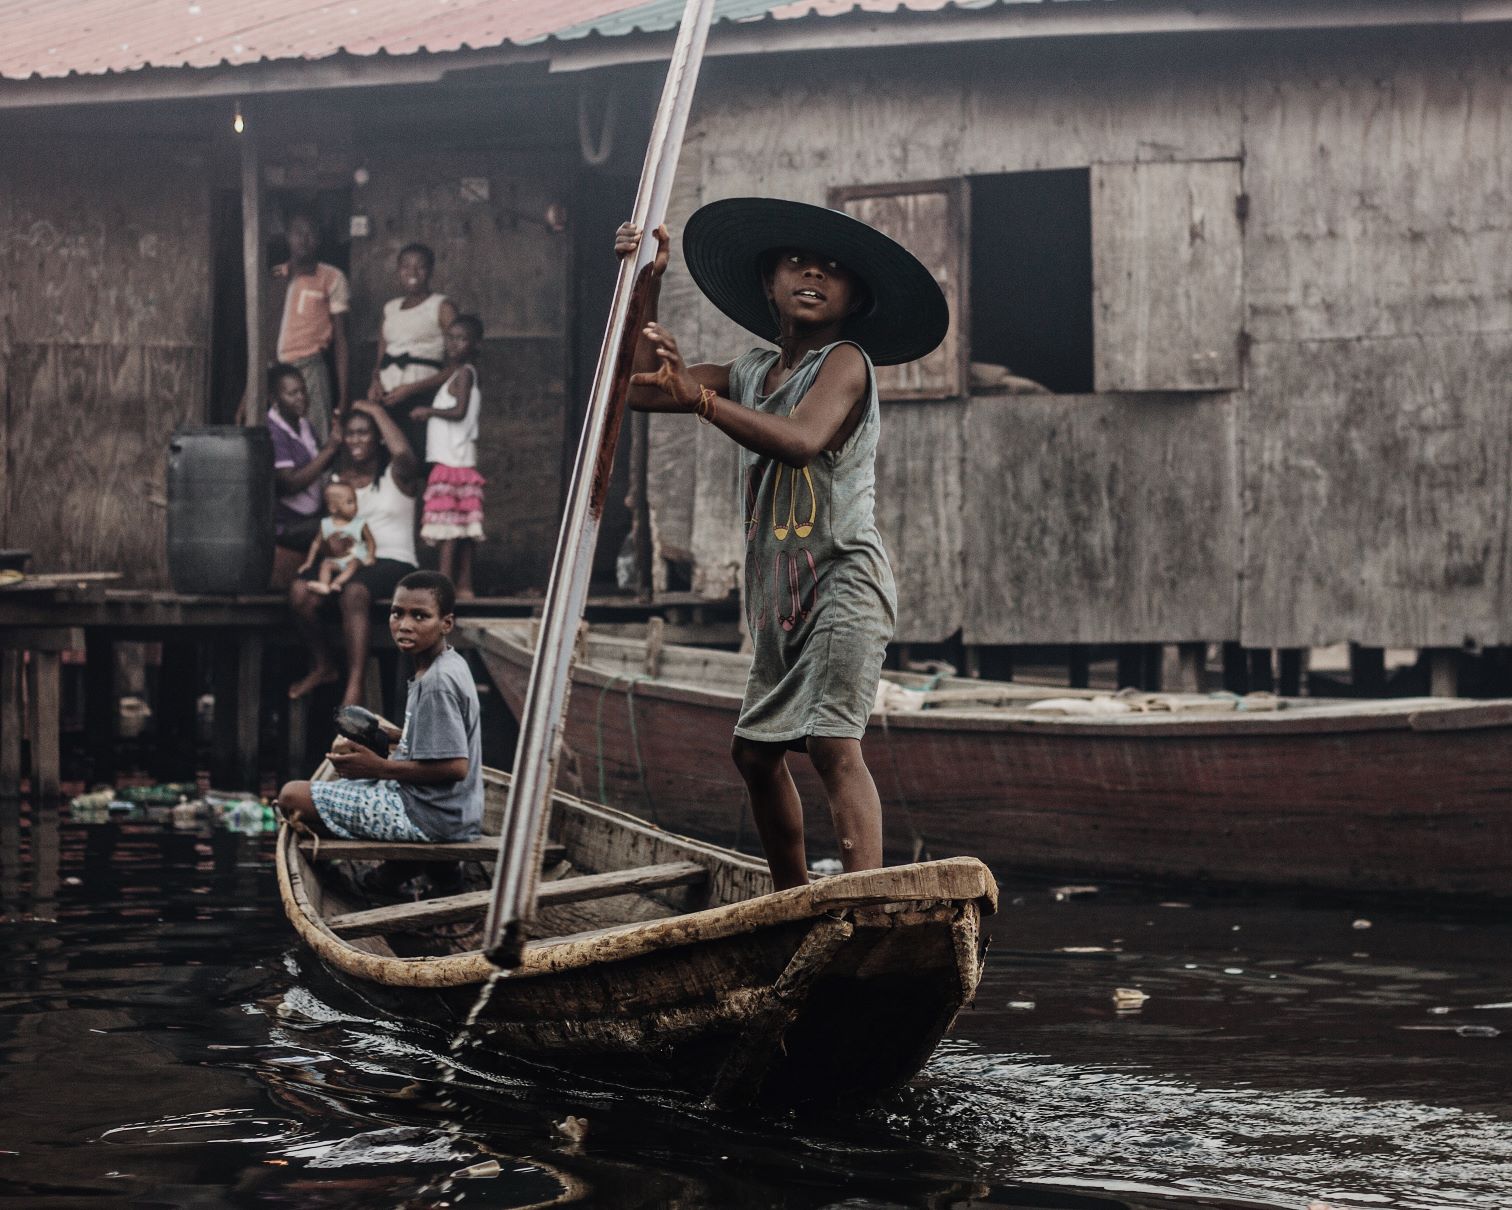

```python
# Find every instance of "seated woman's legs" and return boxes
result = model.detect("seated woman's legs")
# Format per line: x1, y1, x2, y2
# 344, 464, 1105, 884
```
337, 579, 373, 709
731, 735, 808, 890
288, 579, 339, 699
806, 736, 884, 873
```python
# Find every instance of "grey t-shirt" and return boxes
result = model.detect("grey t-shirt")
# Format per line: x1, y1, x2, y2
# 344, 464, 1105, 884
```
395, 646, 483, 841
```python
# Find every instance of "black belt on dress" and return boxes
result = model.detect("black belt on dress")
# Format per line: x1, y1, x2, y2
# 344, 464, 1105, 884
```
379, 353, 444, 370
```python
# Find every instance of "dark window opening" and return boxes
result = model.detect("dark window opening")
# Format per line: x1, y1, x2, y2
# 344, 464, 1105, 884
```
969, 169, 1093, 395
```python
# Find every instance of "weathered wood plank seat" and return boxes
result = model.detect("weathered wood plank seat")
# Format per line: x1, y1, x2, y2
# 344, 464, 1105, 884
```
326, 860, 710, 939
298, 838, 565, 865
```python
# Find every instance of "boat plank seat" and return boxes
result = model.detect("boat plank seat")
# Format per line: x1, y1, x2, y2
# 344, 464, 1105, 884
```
298, 838, 566, 865
325, 860, 710, 940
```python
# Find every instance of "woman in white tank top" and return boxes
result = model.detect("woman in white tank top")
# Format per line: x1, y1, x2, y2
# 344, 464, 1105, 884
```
367, 244, 456, 449
288, 400, 423, 708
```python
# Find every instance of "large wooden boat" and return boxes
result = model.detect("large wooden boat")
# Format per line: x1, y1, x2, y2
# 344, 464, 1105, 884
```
464, 618, 1512, 898
276, 768, 996, 1108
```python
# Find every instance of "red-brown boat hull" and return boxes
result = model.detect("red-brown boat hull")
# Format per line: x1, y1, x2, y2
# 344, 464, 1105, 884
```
471, 625, 1512, 897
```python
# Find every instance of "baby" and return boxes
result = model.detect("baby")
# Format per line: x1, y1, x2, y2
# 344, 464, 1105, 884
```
299, 481, 376, 595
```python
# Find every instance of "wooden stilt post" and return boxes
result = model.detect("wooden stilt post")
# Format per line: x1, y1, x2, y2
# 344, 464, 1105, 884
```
1278, 647, 1306, 697
240, 119, 265, 423
1067, 646, 1090, 689
1428, 648, 1460, 698
1176, 642, 1207, 693
1349, 644, 1385, 697
84, 628, 116, 784
1221, 641, 1248, 693
0, 651, 22, 797
237, 633, 265, 790
27, 651, 62, 800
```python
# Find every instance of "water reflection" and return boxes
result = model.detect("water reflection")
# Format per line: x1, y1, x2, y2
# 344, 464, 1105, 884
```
1, 797, 1510, 1208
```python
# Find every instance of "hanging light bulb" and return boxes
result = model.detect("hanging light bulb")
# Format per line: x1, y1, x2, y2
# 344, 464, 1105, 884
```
233, 100, 244, 134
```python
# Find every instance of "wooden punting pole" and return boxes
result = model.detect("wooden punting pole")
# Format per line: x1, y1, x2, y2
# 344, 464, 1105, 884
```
482, 0, 717, 968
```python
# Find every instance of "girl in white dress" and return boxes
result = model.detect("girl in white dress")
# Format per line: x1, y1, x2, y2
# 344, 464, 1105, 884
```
368, 243, 457, 454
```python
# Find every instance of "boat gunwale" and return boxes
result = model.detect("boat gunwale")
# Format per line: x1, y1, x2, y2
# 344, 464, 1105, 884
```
462, 619, 1512, 739
277, 798, 997, 991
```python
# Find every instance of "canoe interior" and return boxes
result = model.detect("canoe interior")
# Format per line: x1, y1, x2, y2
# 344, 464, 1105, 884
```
281, 768, 997, 1105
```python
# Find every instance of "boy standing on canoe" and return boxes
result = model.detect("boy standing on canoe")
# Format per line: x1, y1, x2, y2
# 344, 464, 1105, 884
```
617, 199, 948, 890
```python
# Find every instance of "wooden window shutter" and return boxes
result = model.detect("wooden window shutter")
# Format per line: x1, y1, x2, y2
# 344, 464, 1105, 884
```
1092, 160, 1244, 392
829, 180, 967, 400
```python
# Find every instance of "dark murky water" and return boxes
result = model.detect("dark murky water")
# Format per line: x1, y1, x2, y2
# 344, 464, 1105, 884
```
3, 797, 1510, 1209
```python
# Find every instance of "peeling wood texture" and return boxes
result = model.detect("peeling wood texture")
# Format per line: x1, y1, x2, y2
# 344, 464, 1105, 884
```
1242, 335, 1512, 648
1092, 159, 1244, 392
962, 393, 1240, 645
348, 153, 571, 590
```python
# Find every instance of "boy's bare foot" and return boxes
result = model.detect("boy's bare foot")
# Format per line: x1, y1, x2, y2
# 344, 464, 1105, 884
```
289, 666, 340, 699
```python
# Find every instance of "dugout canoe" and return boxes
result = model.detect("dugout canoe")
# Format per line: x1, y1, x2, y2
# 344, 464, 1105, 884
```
463, 617, 1512, 898
276, 767, 996, 1109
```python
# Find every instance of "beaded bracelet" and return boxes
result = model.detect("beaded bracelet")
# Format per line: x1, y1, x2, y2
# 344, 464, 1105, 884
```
695, 386, 716, 424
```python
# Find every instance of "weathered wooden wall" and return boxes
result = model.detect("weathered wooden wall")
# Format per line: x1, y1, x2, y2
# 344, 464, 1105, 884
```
652, 26, 1512, 649
0, 141, 210, 584
348, 152, 573, 592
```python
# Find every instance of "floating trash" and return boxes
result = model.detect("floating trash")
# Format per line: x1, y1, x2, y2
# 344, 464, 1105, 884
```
451, 1160, 501, 1180
1352, 918, 1372, 930
1111, 987, 1149, 1011
1006, 1000, 1036, 1011
553, 1115, 589, 1144
1052, 884, 1100, 900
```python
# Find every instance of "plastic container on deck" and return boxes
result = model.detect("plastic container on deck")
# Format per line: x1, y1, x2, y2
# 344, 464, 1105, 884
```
166, 426, 275, 594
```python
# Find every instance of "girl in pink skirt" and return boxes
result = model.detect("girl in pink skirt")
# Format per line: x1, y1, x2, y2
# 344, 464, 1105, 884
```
411, 314, 485, 599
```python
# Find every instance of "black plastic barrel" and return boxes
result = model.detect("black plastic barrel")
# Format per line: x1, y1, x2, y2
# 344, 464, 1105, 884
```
166, 426, 275, 594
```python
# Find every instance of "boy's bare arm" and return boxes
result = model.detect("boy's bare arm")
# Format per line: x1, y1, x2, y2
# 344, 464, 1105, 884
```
325, 747, 468, 784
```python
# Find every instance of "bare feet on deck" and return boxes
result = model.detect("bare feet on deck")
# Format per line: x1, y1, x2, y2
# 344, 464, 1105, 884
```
289, 666, 340, 699
308, 582, 332, 596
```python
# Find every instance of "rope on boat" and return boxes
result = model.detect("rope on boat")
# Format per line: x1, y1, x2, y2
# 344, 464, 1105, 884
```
595, 673, 660, 825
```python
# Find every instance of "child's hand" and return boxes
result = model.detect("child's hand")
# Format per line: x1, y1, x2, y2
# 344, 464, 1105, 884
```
271, 262, 290, 279
383, 385, 416, 407
408, 406, 432, 421
614, 222, 670, 278
327, 745, 388, 779
630, 322, 699, 408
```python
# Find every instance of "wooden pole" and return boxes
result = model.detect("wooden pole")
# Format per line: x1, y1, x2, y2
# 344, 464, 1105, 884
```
241, 121, 264, 425
483, 0, 717, 969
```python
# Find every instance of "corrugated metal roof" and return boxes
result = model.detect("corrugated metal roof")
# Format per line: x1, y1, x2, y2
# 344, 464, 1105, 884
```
0, 0, 1030, 83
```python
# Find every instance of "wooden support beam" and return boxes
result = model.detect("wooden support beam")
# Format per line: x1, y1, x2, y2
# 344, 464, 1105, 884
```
1067, 646, 1090, 689
27, 651, 62, 799
158, 640, 201, 782
84, 628, 116, 784
1278, 648, 1306, 697
0, 651, 22, 797
237, 633, 265, 789
1221, 641, 1248, 693
1248, 648, 1275, 693
1428, 648, 1460, 698
329, 860, 708, 939
1349, 644, 1385, 697
240, 124, 264, 424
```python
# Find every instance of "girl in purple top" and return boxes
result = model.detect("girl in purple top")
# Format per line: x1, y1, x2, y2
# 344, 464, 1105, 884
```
267, 362, 343, 588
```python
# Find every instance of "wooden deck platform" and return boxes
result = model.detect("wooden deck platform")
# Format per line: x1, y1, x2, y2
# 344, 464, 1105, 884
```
0, 580, 738, 798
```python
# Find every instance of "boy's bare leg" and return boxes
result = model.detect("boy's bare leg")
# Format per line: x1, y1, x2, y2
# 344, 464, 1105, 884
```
455, 539, 475, 599
731, 735, 809, 890
806, 736, 884, 872
277, 779, 335, 836
337, 581, 373, 709
288, 580, 340, 698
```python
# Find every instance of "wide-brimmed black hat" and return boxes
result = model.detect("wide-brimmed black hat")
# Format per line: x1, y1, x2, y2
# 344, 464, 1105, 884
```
681, 197, 949, 367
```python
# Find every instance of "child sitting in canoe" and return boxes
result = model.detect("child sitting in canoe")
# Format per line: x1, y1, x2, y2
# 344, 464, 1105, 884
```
616, 199, 948, 890
277, 570, 483, 857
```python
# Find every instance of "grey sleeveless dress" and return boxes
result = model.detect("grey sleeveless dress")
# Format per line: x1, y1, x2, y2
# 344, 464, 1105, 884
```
728, 341, 897, 744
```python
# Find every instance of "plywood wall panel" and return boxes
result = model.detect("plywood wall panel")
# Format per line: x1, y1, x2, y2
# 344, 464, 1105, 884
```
1242, 335, 1512, 648
1243, 33, 1512, 343
5, 343, 203, 583
874, 400, 966, 643
5, 143, 211, 348
1092, 160, 1243, 392
962, 394, 1240, 646
471, 337, 568, 592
